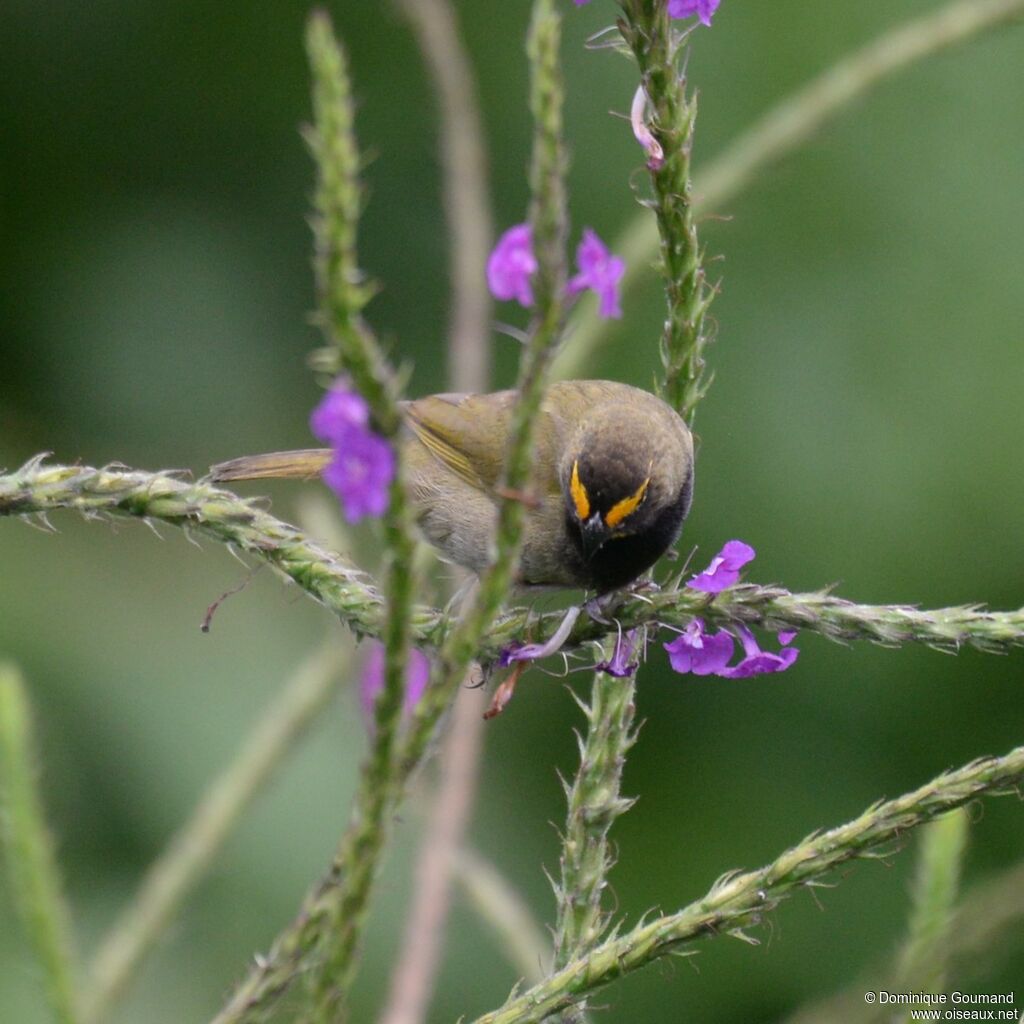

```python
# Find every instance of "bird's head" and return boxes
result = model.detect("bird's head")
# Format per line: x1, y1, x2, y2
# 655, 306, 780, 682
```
560, 403, 693, 567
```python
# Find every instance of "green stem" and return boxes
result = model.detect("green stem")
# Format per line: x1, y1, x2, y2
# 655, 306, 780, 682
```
548, 648, 637, 1024
4, 462, 1024, 662
471, 743, 1024, 1024
0, 663, 81, 1024
618, 0, 714, 425
893, 809, 969, 1019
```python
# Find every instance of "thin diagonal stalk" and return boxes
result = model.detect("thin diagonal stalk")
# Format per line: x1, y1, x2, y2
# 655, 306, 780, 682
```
470, 743, 1024, 1024
455, 848, 550, 986
552, 0, 1024, 382
381, 0, 493, 1018
891, 808, 969, 1021
785, 854, 1024, 1024
4, 461, 1024, 662
79, 642, 344, 1024
0, 663, 81, 1024
547, 647, 637, 1024
618, 1, 715, 425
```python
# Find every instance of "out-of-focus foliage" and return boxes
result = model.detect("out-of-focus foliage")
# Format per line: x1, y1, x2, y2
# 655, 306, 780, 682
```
1, 2, 1022, 1021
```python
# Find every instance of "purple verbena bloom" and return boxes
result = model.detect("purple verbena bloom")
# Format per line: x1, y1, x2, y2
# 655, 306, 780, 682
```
667, 0, 721, 26
310, 380, 395, 523
567, 228, 625, 319
719, 625, 799, 679
686, 539, 756, 593
359, 641, 431, 730
487, 223, 537, 308
597, 628, 641, 678
777, 630, 798, 646
663, 619, 735, 676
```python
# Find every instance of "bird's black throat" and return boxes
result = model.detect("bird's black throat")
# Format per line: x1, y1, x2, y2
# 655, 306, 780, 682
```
569, 474, 693, 593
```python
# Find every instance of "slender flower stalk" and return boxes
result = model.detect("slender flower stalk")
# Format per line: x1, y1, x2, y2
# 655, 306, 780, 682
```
892, 809, 969, 1015
3, 461, 1024, 663
0, 664, 81, 1024
470, 743, 1024, 1024
618, 0, 716, 424
549, 645, 637, 1023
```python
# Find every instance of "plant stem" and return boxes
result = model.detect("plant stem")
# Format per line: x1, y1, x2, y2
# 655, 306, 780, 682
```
892, 808, 969, 1020
471, 742, 1024, 1024
4, 462, 1024, 662
380, 0, 493, 1017
547, 648, 637, 1024
618, 1, 714, 425
0, 663, 81, 1024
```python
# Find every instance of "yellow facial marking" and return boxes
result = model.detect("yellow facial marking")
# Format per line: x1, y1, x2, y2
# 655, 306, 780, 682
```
570, 460, 591, 521
605, 478, 650, 529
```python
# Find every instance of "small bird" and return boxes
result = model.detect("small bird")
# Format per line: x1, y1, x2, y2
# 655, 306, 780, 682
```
211, 380, 694, 595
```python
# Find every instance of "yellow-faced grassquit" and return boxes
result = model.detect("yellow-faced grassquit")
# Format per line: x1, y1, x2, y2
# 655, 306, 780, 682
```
212, 380, 694, 594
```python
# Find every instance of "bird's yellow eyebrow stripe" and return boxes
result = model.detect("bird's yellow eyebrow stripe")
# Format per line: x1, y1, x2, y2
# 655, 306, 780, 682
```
605, 478, 649, 528
570, 460, 590, 521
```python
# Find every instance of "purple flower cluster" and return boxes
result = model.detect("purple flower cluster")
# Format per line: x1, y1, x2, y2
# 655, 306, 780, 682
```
573, 0, 720, 26
665, 541, 799, 679
359, 641, 431, 731
310, 380, 395, 522
487, 224, 625, 320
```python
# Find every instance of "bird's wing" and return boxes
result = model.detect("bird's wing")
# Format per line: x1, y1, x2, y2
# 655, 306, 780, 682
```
405, 390, 565, 495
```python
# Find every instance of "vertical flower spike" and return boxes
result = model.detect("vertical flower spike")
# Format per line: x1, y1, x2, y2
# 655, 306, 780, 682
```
567, 228, 625, 319
309, 380, 395, 522
486, 223, 538, 308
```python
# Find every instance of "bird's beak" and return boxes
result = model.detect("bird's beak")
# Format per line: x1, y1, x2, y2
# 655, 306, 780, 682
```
580, 513, 609, 562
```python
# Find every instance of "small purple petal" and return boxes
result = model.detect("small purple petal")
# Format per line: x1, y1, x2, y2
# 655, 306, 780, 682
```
360, 642, 432, 731
686, 539, 756, 593
667, 0, 721, 26
720, 647, 799, 679
718, 625, 799, 679
777, 630, 798, 646
597, 628, 640, 678
311, 380, 395, 523
567, 228, 625, 319
487, 223, 537, 308
664, 619, 735, 676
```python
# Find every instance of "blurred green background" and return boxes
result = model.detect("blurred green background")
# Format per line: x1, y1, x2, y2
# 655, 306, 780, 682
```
2, 1, 1023, 1021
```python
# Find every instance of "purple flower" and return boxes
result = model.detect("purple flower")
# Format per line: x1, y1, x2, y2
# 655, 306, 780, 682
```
719, 625, 799, 678
667, 0, 720, 25
664, 619, 735, 675
596, 628, 641, 677
686, 540, 756, 594
777, 630, 798, 646
310, 381, 395, 522
664, 619, 798, 680
359, 641, 431, 729
486, 224, 624, 320
567, 229, 626, 319
574, 0, 720, 24
487, 224, 537, 309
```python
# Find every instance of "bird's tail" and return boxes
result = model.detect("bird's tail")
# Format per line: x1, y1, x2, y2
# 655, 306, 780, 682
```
209, 449, 332, 482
